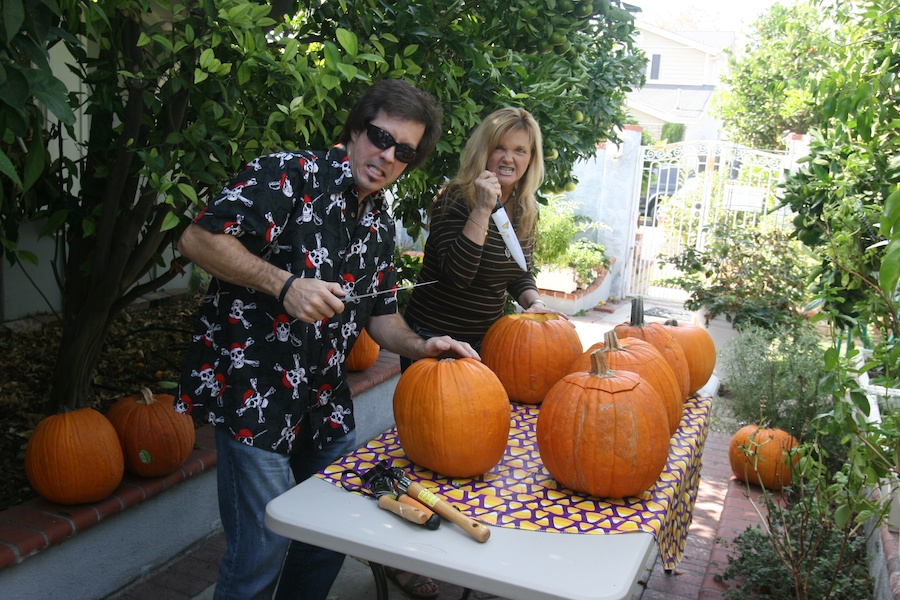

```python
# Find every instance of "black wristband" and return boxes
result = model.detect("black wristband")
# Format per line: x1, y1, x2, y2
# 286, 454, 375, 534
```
278, 275, 298, 305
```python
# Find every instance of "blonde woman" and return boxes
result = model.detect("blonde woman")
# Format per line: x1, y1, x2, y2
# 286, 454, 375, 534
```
402, 107, 567, 373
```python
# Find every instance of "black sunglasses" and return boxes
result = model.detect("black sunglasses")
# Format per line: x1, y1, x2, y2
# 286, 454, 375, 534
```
365, 122, 418, 164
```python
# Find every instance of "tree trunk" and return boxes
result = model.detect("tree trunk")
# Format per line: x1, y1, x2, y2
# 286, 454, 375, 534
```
46, 296, 116, 414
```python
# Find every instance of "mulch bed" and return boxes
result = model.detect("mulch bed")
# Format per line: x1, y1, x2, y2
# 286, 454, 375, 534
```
0, 294, 202, 512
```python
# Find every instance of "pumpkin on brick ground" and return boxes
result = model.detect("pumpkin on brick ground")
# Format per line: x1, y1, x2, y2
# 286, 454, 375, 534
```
729, 425, 799, 490
106, 387, 196, 477
663, 319, 716, 395
346, 328, 380, 372
537, 350, 670, 498
613, 297, 691, 400
570, 331, 683, 435
393, 357, 511, 478
25, 408, 125, 505
481, 313, 583, 404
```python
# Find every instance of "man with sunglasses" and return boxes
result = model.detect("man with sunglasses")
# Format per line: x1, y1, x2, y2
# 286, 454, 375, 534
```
175, 79, 478, 600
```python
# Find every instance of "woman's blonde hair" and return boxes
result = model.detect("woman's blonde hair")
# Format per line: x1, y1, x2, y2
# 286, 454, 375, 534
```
436, 107, 544, 241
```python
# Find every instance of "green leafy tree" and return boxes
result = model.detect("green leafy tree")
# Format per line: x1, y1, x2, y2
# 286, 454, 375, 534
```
782, 0, 899, 382
712, 1, 832, 150
0, 0, 646, 413
772, 0, 900, 569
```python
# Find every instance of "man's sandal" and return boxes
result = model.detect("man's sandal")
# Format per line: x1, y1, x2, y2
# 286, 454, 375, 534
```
384, 566, 439, 599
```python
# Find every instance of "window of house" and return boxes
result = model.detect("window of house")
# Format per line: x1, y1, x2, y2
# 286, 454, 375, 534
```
650, 54, 661, 80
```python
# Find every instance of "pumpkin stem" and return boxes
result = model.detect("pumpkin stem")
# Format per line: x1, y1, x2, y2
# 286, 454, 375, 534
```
589, 349, 615, 378
629, 296, 646, 326
138, 387, 156, 405
602, 330, 623, 352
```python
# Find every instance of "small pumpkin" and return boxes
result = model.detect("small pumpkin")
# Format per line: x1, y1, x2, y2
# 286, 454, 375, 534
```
106, 387, 196, 477
728, 425, 799, 490
481, 313, 583, 404
537, 350, 670, 498
393, 357, 511, 477
570, 331, 683, 435
25, 408, 125, 505
613, 297, 691, 400
663, 319, 716, 395
347, 328, 380, 372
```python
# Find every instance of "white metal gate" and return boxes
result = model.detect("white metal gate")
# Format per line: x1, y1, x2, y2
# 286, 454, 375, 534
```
626, 141, 791, 302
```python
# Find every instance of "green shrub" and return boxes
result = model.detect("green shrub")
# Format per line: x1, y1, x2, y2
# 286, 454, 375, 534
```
536, 194, 609, 284
721, 482, 872, 600
664, 223, 814, 331
660, 122, 685, 143
719, 324, 831, 444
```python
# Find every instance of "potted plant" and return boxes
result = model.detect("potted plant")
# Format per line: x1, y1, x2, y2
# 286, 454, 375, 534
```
534, 194, 611, 293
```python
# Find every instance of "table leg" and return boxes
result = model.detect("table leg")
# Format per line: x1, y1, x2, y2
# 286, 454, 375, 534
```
369, 562, 390, 600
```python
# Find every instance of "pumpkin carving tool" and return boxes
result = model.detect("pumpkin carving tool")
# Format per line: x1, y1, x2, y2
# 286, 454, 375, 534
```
342, 280, 437, 303
385, 465, 491, 543
345, 461, 440, 529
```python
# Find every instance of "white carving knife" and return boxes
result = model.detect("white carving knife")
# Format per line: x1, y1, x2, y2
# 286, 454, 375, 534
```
491, 200, 528, 271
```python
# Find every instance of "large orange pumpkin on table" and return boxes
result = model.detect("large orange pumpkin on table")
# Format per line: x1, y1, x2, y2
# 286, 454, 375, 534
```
570, 331, 683, 435
347, 328, 380, 372
393, 357, 511, 478
614, 297, 691, 401
106, 387, 196, 477
25, 408, 125, 505
729, 424, 799, 490
481, 313, 583, 404
663, 319, 716, 395
537, 350, 670, 498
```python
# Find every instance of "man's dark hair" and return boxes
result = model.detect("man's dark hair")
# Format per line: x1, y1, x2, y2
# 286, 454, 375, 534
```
339, 79, 443, 170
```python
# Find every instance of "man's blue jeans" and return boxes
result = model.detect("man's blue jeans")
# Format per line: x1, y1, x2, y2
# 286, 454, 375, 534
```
213, 425, 357, 600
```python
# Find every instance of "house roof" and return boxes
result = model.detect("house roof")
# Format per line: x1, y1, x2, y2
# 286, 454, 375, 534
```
635, 20, 735, 55
628, 85, 715, 123
676, 30, 736, 53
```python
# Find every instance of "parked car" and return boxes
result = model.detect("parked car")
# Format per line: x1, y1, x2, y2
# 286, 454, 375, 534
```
639, 164, 682, 226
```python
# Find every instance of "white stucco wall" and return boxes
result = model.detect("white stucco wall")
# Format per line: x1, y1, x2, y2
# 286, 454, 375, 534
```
564, 127, 644, 301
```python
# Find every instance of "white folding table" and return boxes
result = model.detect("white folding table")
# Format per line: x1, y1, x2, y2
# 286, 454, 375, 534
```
265, 475, 656, 600
266, 393, 712, 599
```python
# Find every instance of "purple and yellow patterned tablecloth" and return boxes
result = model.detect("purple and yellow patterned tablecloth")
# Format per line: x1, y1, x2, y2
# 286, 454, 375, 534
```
318, 392, 712, 570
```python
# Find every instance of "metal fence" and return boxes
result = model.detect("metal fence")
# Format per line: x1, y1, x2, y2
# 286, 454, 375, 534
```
627, 141, 791, 302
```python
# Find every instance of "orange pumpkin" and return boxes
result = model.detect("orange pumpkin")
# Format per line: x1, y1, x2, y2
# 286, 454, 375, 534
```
729, 425, 799, 490
393, 357, 511, 477
106, 387, 196, 477
25, 408, 125, 505
613, 297, 691, 400
537, 350, 670, 498
570, 331, 683, 435
347, 328, 380, 371
481, 313, 583, 404
663, 319, 716, 395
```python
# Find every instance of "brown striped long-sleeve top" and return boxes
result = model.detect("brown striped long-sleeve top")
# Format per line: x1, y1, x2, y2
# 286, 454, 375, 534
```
403, 185, 538, 346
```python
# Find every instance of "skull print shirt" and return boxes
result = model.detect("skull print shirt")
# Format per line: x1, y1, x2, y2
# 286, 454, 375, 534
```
176, 146, 398, 454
